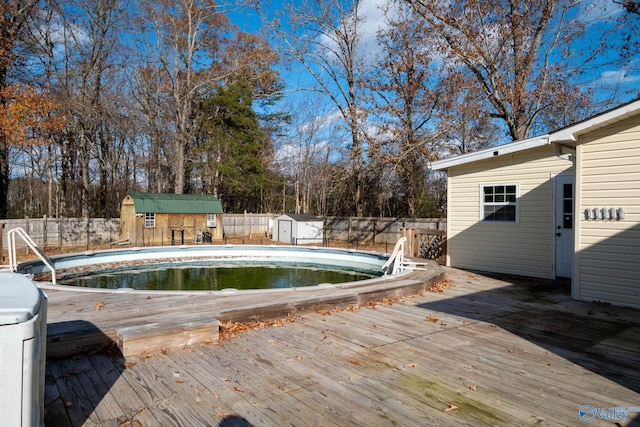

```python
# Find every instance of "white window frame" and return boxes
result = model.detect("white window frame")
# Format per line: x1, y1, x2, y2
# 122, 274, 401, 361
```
207, 213, 217, 228
480, 183, 519, 223
144, 213, 156, 228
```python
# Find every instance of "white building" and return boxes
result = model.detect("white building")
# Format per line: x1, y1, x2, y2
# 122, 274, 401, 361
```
432, 100, 640, 309
272, 214, 324, 245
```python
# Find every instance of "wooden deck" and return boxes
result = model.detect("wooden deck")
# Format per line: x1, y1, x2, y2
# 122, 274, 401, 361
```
44, 267, 640, 426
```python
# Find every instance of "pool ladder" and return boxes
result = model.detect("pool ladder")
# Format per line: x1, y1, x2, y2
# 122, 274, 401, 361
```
7, 227, 57, 284
382, 237, 407, 275
382, 237, 431, 275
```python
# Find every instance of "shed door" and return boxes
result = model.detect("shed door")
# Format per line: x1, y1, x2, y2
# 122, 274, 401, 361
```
554, 175, 574, 278
278, 220, 293, 244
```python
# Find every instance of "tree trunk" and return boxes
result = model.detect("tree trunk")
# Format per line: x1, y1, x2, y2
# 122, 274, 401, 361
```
0, 69, 8, 219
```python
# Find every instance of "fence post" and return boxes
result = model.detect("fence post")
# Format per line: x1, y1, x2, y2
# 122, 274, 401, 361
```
373, 220, 377, 245
43, 215, 48, 251
58, 217, 63, 253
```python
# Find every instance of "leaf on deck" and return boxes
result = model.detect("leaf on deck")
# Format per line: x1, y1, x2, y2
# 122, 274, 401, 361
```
430, 278, 453, 294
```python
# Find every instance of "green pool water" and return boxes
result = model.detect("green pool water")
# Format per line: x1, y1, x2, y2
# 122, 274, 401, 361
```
59, 265, 378, 291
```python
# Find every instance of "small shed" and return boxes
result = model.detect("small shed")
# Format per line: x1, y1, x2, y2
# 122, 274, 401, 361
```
272, 214, 324, 245
431, 99, 640, 309
120, 192, 224, 245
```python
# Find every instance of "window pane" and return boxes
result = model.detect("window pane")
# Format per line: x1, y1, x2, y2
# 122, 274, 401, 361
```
563, 183, 572, 199
482, 184, 517, 222
564, 214, 573, 229
493, 205, 515, 221
563, 200, 572, 214
145, 213, 155, 228
483, 205, 497, 220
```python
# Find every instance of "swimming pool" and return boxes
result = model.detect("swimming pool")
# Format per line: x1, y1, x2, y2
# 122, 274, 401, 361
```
17, 245, 393, 292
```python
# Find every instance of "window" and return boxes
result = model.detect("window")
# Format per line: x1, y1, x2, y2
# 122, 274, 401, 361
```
207, 214, 217, 228
481, 184, 518, 222
144, 213, 156, 228
562, 183, 573, 229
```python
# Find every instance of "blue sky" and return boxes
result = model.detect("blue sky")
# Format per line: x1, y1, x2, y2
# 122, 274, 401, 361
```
230, 0, 640, 101
228, 0, 640, 143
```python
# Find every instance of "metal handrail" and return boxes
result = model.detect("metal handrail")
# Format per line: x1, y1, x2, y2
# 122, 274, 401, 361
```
381, 237, 406, 275
7, 227, 56, 284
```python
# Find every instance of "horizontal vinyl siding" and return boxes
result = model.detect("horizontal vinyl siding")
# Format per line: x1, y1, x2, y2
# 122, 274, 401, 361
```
575, 116, 640, 309
447, 145, 573, 279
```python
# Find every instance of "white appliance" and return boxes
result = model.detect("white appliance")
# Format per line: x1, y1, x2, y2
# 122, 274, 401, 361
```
0, 273, 47, 427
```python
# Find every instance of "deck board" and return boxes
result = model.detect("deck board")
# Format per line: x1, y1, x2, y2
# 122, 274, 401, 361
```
44, 267, 640, 426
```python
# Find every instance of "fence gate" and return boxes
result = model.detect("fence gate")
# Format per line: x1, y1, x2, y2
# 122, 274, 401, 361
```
402, 228, 447, 265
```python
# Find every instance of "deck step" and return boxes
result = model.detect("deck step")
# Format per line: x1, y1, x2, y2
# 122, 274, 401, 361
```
116, 317, 220, 358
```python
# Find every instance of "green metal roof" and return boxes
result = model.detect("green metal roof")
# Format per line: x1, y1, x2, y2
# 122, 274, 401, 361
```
128, 192, 223, 214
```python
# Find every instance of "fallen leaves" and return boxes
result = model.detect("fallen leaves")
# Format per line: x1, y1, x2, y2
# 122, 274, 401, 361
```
120, 419, 142, 427
350, 360, 362, 366
62, 368, 79, 377
95, 302, 105, 311
403, 363, 417, 369
219, 316, 297, 341
444, 404, 458, 413
364, 297, 402, 308
426, 314, 439, 323
464, 382, 477, 391
430, 278, 453, 294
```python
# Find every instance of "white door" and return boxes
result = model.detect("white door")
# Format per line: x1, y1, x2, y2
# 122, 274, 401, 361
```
278, 220, 293, 244
554, 175, 574, 278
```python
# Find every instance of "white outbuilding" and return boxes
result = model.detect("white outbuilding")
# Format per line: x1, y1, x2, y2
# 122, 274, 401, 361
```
431, 99, 640, 310
272, 214, 324, 245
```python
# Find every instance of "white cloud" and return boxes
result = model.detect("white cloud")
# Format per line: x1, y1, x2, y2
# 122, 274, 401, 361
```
298, 109, 343, 134
594, 68, 640, 86
315, 0, 391, 65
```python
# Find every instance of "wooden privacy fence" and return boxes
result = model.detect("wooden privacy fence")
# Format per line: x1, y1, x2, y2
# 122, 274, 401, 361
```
402, 228, 447, 265
325, 217, 445, 245
1, 215, 447, 263
1, 217, 120, 253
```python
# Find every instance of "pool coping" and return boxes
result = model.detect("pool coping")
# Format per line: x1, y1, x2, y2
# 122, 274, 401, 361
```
43, 261, 445, 359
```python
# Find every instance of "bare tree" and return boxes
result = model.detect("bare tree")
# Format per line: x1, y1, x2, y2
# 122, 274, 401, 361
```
0, 0, 40, 218
275, 93, 337, 215
265, 0, 369, 215
366, 3, 441, 217
137, 0, 232, 195
408, 0, 599, 141
437, 71, 501, 155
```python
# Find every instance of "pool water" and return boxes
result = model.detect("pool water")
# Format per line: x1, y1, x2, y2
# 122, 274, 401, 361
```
58, 265, 378, 291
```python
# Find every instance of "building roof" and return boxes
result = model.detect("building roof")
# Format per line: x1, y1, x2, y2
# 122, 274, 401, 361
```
430, 135, 551, 170
431, 98, 640, 171
276, 214, 324, 222
128, 192, 223, 214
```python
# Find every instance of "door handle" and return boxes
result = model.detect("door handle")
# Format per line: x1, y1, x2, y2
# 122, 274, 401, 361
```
556, 232, 562, 237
